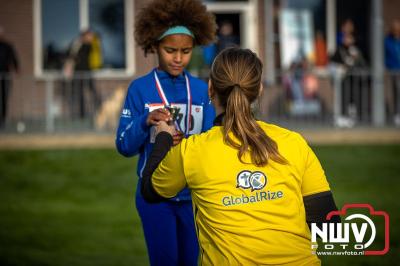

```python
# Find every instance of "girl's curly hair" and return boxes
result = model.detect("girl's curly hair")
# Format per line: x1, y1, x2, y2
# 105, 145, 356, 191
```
135, 0, 217, 55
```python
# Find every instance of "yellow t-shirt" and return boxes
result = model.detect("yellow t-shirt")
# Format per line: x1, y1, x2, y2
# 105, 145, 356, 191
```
152, 121, 330, 266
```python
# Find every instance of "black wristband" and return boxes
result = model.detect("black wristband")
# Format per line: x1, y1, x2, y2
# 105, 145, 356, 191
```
303, 191, 341, 229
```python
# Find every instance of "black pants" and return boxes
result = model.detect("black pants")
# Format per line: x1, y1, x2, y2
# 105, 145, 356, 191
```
0, 76, 10, 127
71, 76, 100, 119
341, 73, 371, 121
391, 75, 400, 115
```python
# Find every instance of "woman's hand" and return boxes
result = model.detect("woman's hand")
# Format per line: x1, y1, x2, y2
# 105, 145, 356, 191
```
155, 121, 184, 146
155, 121, 176, 136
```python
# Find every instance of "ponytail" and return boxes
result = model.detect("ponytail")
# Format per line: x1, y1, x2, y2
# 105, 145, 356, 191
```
223, 85, 287, 166
211, 48, 287, 166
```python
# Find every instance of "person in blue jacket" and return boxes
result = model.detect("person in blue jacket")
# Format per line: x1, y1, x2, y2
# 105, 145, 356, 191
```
385, 19, 400, 126
115, 0, 217, 265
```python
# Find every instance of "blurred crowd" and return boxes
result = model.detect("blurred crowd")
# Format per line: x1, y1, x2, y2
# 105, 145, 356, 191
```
282, 18, 400, 126
1, 17, 400, 129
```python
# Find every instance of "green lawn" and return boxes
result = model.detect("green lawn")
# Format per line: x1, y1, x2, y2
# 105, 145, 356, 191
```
313, 145, 400, 266
0, 145, 399, 265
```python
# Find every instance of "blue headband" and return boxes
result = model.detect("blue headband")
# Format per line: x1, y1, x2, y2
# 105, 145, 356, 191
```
158, 26, 194, 40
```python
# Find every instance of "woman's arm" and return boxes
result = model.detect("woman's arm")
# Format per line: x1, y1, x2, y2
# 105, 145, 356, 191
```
141, 131, 174, 203
141, 121, 184, 203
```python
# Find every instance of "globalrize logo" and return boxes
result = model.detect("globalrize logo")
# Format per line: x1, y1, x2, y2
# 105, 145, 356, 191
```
311, 204, 390, 256
221, 170, 283, 206
236, 170, 266, 191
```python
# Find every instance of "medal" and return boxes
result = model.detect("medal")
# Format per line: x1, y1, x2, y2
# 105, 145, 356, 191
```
164, 105, 181, 125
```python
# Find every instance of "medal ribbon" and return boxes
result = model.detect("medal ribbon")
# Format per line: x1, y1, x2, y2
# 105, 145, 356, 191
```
154, 70, 192, 136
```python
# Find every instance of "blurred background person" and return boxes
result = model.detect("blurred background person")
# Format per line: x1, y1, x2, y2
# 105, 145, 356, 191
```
331, 34, 367, 71
64, 29, 102, 120
199, 20, 240, 75
337, 19, 355, 46
216, 20, 240, 55
0, 26, 19, 128
284, 57, 321, 116
202, 43, 217, 68
384, 19, 400, 126
331, 33, 368, 124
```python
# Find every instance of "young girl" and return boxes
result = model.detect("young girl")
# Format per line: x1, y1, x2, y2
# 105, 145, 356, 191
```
115, 0, 216, 265
142, 48, 339, 265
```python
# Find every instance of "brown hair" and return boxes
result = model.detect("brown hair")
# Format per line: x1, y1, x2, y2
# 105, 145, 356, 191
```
210, 48, 287, 166
135, 0, 217, 55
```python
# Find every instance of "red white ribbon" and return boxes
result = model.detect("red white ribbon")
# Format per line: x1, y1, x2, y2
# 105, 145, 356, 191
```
154, 70, 192, 135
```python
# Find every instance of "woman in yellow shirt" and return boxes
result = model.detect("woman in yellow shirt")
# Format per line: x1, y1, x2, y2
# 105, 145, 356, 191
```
142, 47, 339, 265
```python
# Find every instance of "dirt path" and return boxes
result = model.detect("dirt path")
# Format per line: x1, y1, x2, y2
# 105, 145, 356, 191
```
0, 129, 399, 149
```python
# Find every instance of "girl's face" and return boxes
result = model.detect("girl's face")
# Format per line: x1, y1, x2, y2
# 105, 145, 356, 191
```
157, 34, 194, 76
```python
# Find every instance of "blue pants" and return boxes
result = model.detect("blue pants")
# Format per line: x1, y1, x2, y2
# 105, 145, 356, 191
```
136, 196, 199, 266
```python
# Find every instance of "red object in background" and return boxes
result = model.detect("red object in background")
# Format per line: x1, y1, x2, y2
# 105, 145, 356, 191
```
315, 32, 328, 66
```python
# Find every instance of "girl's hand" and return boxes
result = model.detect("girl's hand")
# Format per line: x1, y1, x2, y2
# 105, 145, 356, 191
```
146, 108, 171, 126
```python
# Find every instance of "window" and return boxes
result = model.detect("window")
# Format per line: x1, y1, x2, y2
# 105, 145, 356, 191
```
89, 0, 126, 69
35, 0, 134, 77
279, 0, 327, 69
284, 0, 326, 35
41, 0, 80, 70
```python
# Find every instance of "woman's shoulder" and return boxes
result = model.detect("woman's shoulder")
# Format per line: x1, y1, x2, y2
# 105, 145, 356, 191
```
182, 126, 221, 148
188, 122, 305, 145
257, 121, 311, 160
257, 121, 306, 144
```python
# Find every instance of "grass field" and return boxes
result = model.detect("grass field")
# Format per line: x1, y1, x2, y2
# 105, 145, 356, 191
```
0, 145, 399, 265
